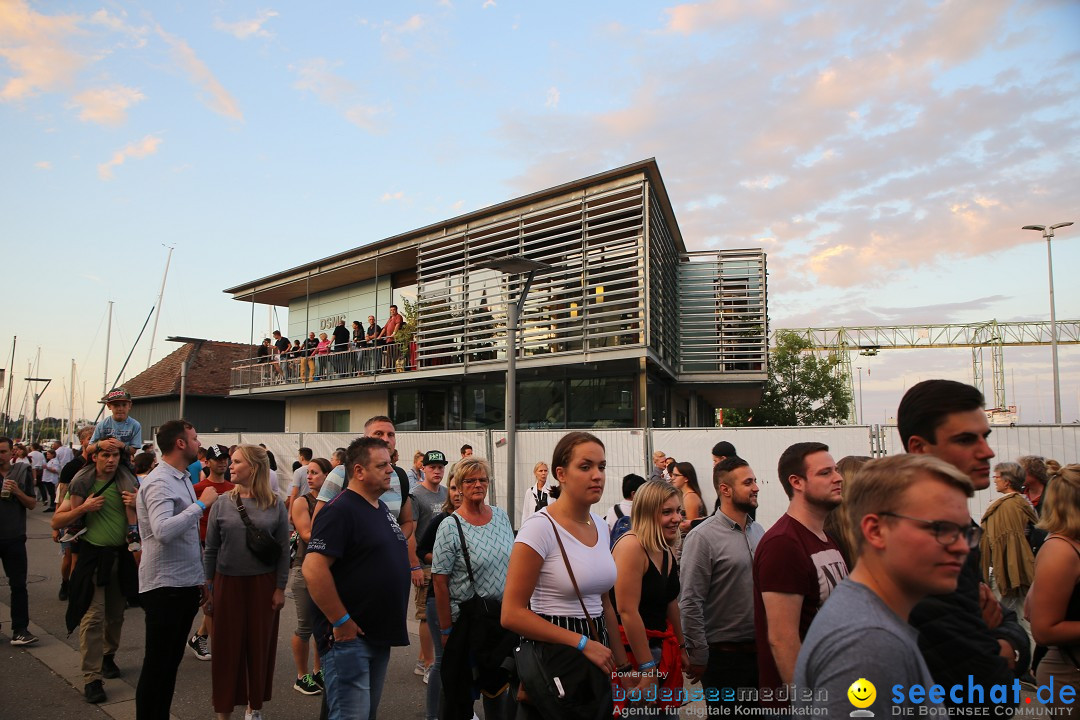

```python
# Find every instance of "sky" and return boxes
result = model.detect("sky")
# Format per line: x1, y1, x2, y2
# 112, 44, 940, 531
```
2, 0, 1079, 428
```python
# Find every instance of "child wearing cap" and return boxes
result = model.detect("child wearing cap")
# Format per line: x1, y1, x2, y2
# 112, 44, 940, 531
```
88, 388, 143, 461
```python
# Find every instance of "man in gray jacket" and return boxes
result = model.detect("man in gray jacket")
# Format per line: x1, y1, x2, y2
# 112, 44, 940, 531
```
679, 456, 764, 713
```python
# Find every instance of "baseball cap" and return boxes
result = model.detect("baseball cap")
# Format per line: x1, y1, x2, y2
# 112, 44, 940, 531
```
205, 444, 230, 461
423, 450, 448, 466
711, 441, 737, 458
100, 388, 132, 404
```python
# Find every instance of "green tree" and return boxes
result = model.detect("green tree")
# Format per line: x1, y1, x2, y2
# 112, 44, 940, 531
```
723, 331, 852, 426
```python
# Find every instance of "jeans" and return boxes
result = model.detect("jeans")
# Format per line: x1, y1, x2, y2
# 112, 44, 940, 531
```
136, 585, 201, 720
0, 535, 29, 632
321, 635, 391, 720
424, 593, 444, 720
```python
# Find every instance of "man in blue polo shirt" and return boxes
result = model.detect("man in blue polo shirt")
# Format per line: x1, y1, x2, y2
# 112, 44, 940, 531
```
303, 436, 410, 720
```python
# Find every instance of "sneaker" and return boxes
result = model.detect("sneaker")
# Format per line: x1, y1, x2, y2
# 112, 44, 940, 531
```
423, 664, 432, 684
244, 709, 263, 720
10, 630, 38, 646
59, 526, 88, 543
414, 660, 426, 676
312, 669, 324, 689
58, 580, 69, 601
85, 680, 107, 704
187, 633, 210, 660
293, 674, 321, 695
102, 654, 120, 679
126, 529, 141, 553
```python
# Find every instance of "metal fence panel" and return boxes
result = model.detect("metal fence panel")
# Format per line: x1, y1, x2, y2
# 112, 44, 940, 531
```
653, 426, 872, 529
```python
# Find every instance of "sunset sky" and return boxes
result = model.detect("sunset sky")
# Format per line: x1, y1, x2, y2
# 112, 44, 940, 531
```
3, 0, 1078, 427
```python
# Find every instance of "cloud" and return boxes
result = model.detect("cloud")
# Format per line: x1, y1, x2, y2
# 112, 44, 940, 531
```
483, 0, 496, 8
0, 1, 86, 101
156, 25, 243, 120
397, 15, 425, 33
213, 10, 279, 40
545, 86, 560, 109
663, 0, 784, 35
380, 191, 405, 202
34, 161, 51, 170
98, 135, 162, 180
70, 85, 145, 125
292, 58, 389, 131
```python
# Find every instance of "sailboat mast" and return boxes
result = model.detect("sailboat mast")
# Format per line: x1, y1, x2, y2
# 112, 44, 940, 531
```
146, 246, 174, 370
104, 300, 113, 396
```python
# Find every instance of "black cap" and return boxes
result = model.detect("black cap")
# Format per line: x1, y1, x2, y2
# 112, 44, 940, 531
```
711, 441, 737, 458
205, 444, 230, 461
423, 450, 448, 466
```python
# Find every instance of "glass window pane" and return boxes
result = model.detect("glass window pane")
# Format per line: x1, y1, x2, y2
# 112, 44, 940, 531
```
567, 377, 633, 429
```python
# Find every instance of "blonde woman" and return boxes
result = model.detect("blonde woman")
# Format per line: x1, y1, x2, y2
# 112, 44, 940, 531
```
612, 480, 687, 714
1029, 464, 1080, 705
203, 444, 290, 720
521, 461, 551, 525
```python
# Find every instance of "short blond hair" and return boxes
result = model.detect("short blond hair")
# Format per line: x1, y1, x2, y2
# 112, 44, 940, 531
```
847, 454, 973, 553
652, 450, 666, 460
1038, 464, 1080, 539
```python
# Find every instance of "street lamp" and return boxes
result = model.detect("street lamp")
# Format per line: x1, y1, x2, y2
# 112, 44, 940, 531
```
1022, 222, 1073, 424
473, 255, 553, 525
855, 366, 864, 425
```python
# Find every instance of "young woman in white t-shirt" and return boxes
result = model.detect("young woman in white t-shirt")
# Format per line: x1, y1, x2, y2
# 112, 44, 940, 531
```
502, 431, 631, 715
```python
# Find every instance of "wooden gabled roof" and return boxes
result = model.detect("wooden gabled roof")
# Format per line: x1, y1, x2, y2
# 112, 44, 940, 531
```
124, 341, 256, 399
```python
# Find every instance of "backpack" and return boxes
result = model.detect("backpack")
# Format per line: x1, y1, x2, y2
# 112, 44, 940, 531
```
609, 505, 632, 550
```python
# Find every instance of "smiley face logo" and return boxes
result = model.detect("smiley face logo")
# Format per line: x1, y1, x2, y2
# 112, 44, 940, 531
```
848, 678, 876, 709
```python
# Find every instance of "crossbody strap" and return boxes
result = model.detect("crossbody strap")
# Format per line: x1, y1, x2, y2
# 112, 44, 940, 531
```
540, 511, 600, 642
234, 494, 257, 530
451, 514, 479, 595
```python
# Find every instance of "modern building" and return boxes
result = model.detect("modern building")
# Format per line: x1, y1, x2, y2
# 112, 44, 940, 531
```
125, 340, 285, 437
225, 159, 768, 433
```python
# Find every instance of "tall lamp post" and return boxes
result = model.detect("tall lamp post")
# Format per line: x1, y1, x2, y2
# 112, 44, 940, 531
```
474, 255, 553, 525
855, 366, 864, 425
1022, 222, 1073, 424
166, 336, 208, 419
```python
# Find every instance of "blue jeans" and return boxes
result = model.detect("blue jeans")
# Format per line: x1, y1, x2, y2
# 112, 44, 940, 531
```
321, 635, 390, 720
425, 593, 444, 720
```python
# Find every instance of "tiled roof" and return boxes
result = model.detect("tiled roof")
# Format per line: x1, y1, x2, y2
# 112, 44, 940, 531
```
124, 341, 256, 398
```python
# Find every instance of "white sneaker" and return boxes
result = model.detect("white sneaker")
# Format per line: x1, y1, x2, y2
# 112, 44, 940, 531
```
244, 709, 263, 720
423, 664, 432, 684
414, 660, 426, 676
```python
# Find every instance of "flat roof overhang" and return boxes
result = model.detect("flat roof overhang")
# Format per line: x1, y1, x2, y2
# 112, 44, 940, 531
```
224, 158, 683, 308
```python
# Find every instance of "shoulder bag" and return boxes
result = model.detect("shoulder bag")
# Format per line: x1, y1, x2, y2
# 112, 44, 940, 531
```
235, 495, 282, 566
514, 512, 613, 720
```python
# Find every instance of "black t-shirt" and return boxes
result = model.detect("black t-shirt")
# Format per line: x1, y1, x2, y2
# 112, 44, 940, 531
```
307, 490, 411, 652
59, 456, 87, 486
304, 337, 319, 356
274, 337, 290, 353
332, 325, 350, 349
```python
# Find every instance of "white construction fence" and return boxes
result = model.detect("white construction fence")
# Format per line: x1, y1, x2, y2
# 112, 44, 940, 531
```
198, 424, 1080, 530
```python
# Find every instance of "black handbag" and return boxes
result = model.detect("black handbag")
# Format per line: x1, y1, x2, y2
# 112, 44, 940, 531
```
515, 512, 613, 720
450, 515, 517, 675
235, 496, 282, 566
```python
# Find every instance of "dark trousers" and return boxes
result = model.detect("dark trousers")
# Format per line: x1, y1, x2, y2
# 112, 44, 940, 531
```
135, 585, 201, 720
703, 647, 758, 713
0, 536, 29, 633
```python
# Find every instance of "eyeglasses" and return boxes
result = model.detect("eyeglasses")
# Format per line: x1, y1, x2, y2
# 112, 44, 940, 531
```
461, 477, 489, 485
878, 512, 982, 549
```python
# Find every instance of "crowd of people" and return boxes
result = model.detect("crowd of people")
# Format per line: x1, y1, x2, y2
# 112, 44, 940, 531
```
252, 309, 408, 384
0, 378, 1078, 719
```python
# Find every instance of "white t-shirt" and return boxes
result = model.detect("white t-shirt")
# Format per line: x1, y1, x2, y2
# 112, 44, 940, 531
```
292, 465, 307, 492
29, 450, 45, 470
514, 509, 616, 618
43, 458, 60, 484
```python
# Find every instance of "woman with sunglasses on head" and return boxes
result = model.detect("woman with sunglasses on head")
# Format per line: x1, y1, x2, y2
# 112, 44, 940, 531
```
503, 431, 631, 719
432, 457, 516, 720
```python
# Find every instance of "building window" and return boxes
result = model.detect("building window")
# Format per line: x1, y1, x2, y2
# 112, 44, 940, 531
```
519, 379, 565, 429
463, 382, 504, 429
568, 377, 634, 429
390, 390, 419, 430
318, 410, 350, 433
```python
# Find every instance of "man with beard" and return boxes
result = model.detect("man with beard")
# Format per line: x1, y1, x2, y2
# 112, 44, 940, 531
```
680, 457, 764, 714
900, 380, 1029, 710
134, 420, 221, 720
752, 442, 848, 706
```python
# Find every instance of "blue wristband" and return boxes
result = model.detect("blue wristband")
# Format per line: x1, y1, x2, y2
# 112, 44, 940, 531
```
194, 500, 206, 511
410, 565, 422, 571
440, 626, 453, 636
576, 634, 588, 652
332, 613, 351, 628
638, 659, 659, 671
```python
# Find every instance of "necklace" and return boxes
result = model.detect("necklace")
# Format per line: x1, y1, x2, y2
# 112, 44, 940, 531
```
573, 516, 592, 526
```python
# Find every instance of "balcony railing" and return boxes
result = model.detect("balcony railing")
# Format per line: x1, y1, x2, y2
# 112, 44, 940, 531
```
231, 343, 417, 390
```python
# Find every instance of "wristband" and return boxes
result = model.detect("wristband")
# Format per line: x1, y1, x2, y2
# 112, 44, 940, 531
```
638, 659, 659, 671
332, 613, 351, 628
194, 500, 206, 511
576, 634, 588, 652
410, 566, 422, 571
440, 626, 453, 636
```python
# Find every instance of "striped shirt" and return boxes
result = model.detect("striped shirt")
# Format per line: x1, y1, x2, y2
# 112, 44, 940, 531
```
136, 461, 205, 592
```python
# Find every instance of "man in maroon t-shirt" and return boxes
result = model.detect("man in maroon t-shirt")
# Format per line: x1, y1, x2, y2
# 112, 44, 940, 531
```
752, 441, 849, 704
187, 444, 234, 661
